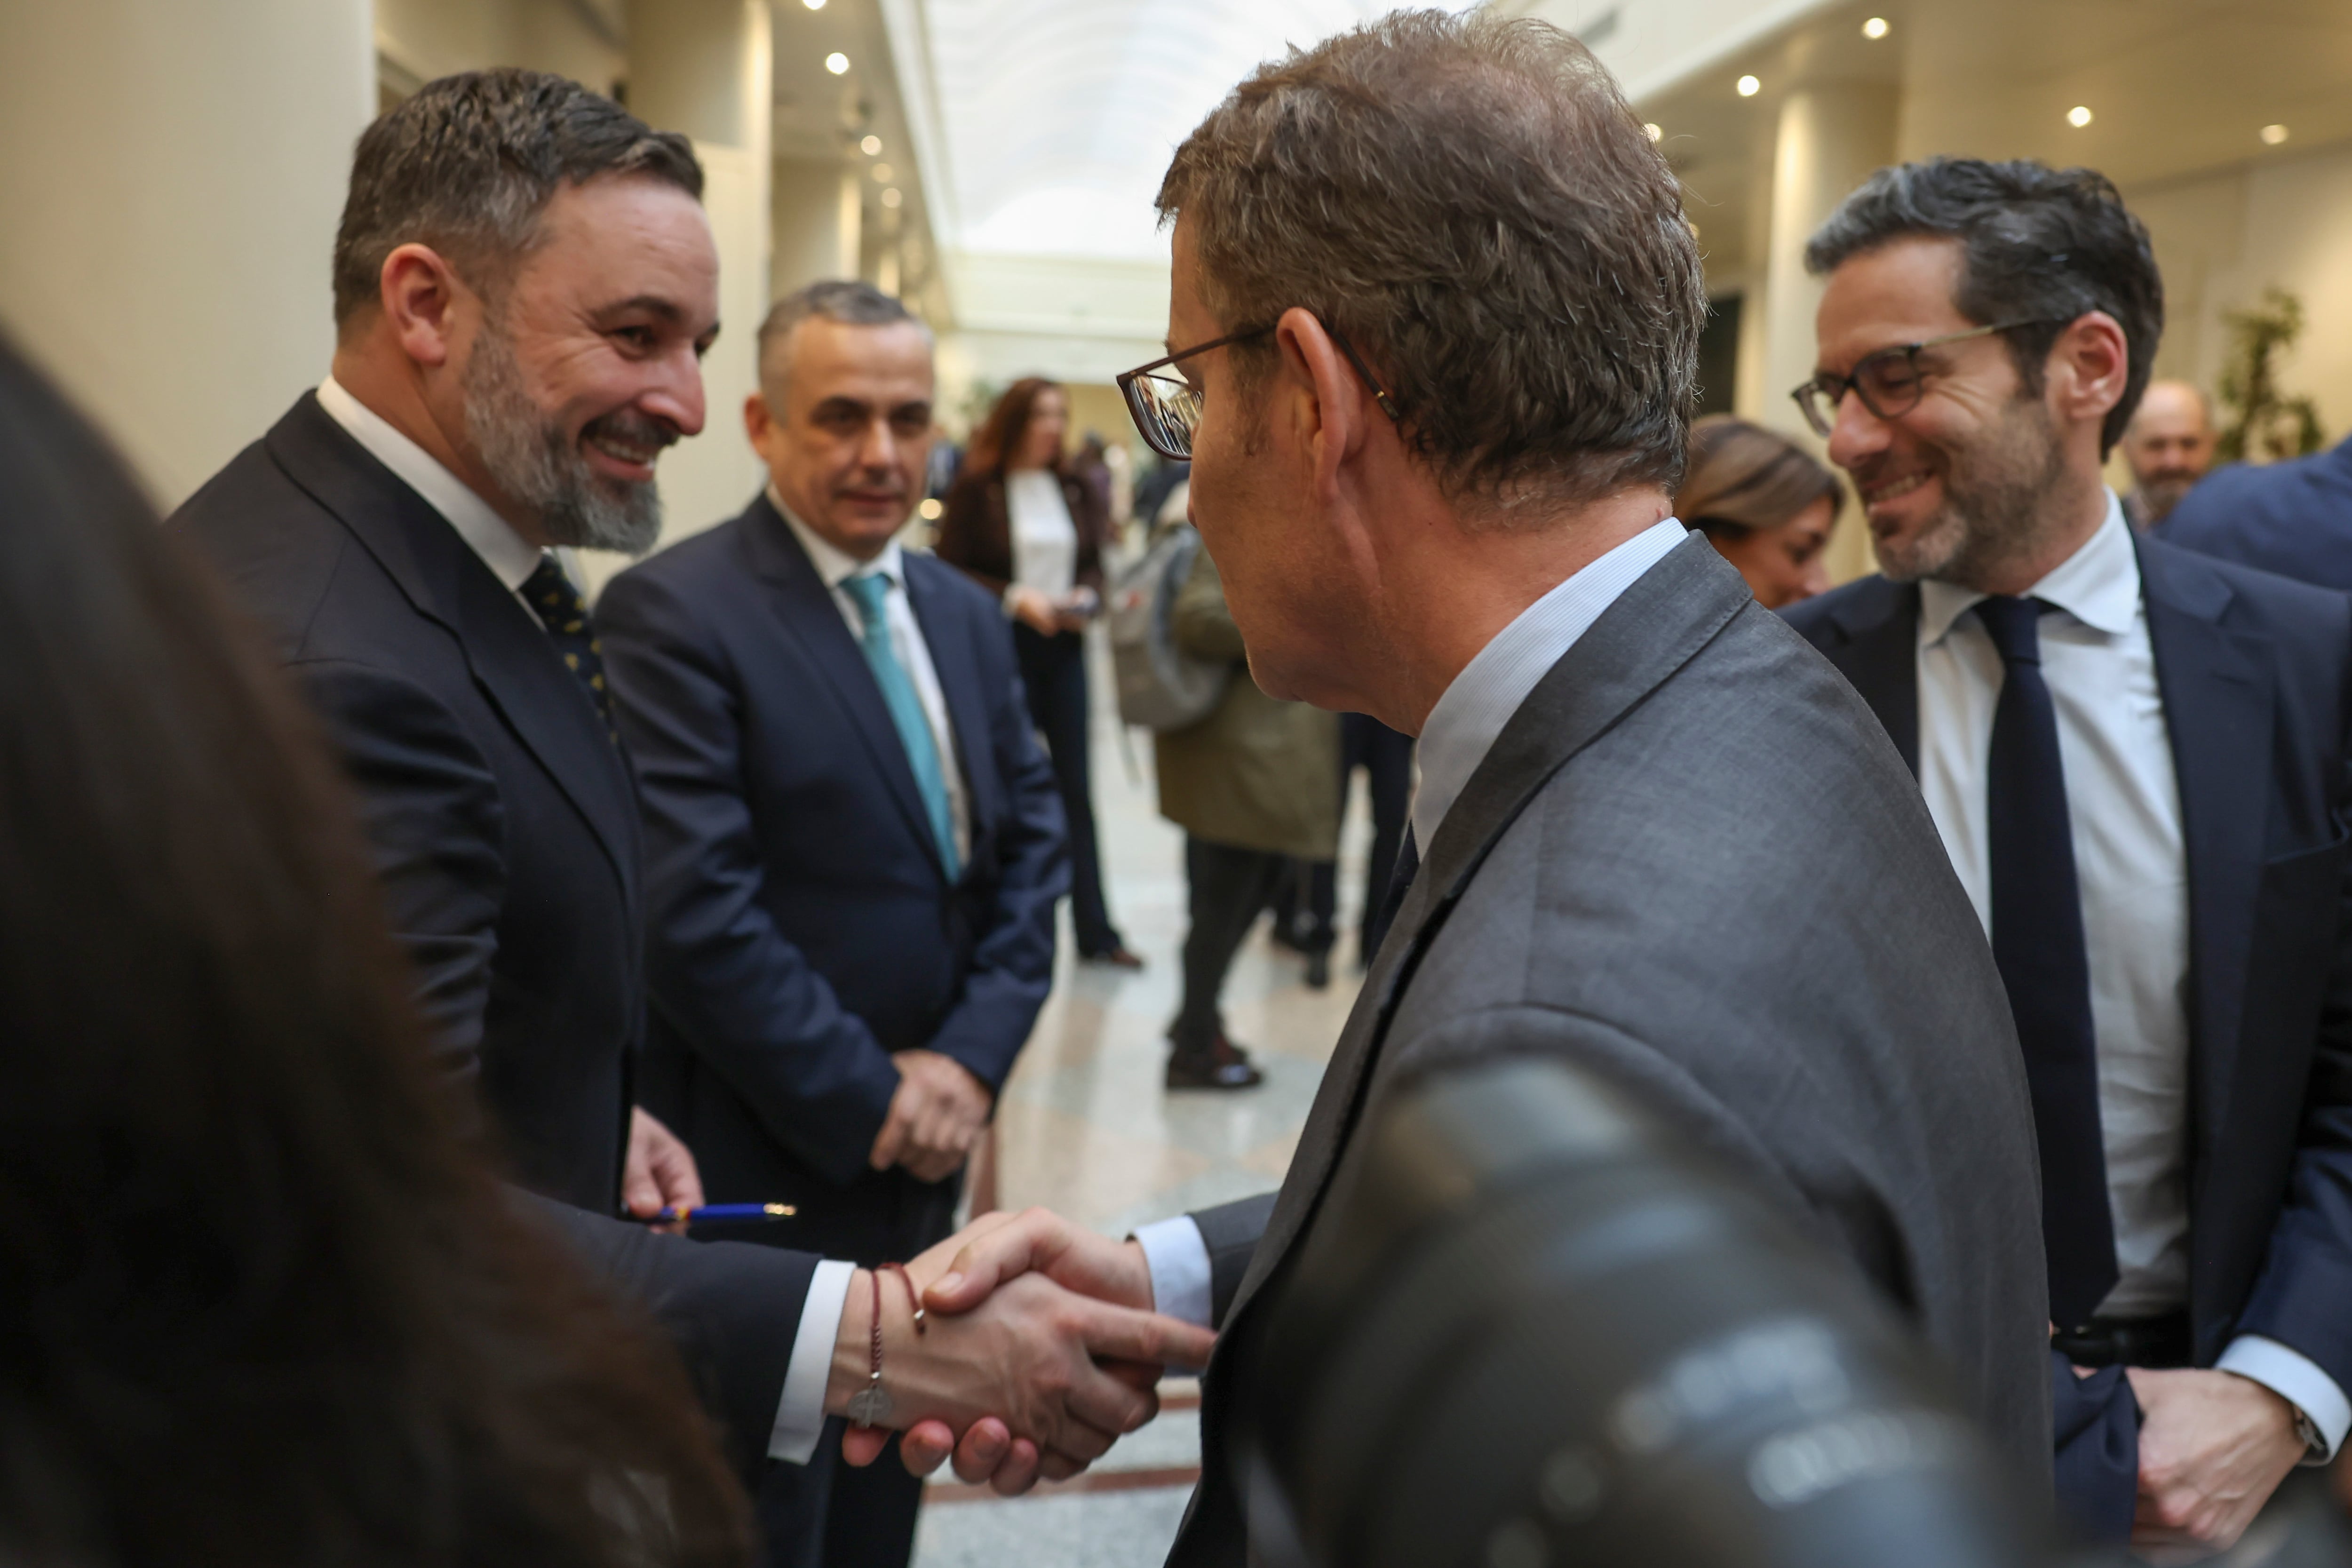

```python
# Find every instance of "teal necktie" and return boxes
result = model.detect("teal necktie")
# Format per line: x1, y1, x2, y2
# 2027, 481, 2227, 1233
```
841, 572, 961, 881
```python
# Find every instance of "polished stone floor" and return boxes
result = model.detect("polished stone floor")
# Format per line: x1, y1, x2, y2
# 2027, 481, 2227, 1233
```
912, 641, 1376, 1568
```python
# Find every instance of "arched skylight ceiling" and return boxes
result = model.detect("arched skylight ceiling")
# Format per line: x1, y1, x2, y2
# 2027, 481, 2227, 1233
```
912, 0, 1481, 260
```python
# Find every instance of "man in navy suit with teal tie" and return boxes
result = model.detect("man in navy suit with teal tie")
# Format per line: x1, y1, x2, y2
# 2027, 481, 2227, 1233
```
598, 280, 1066, 1568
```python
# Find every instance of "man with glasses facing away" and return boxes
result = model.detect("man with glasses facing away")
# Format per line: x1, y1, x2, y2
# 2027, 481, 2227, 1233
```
1784, 158, 2352, 1553
907, 12, 2053, 1557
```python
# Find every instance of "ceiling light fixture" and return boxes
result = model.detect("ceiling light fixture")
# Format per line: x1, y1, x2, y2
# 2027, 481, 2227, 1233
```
2066, 105, 2093, 127
881, 188, 903, 209
1862, 16, 1889, 38
803, 0, 825, 9
860, 134, 882, 156
2261, 123, 2290, 145
1736, 74, 1761, 97
825, 52, 850, 75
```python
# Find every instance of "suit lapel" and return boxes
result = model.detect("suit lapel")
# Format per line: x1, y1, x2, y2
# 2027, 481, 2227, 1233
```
742, 498, 942, 873
264, 396, 641, 911
1822, 577, 1923, 775
1219, 537, 1756, 1331
904, 557, 996, 860
2137, 536, 2273, 1156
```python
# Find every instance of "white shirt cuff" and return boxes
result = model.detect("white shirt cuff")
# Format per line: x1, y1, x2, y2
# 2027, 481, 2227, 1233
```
2217, 1334, 2350, 1462
768, 1259, 857, 1465
1133, 1214, 1214, 1330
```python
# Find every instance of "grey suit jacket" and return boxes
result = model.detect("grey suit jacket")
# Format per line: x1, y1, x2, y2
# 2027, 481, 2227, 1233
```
1166, 539, 2052, 1566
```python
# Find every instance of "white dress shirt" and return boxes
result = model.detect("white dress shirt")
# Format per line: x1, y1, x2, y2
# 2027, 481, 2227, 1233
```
1005, 468, 1079, 603
1135, 518, 1691, 1329
1915, 491, 2344, 1458
318, 381, 846, 1465
773, 487, 971, 866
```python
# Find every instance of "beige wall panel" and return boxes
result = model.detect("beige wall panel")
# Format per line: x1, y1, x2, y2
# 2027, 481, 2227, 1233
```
376, 0, 625, 89
0, 0, 372, 505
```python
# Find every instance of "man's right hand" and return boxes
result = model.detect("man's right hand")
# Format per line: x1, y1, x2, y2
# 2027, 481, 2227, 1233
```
1008, 586, 1063, 636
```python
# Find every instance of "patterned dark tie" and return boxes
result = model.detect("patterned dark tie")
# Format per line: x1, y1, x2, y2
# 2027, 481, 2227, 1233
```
522, 556, 617, 744
1975, 594, 2116, 1326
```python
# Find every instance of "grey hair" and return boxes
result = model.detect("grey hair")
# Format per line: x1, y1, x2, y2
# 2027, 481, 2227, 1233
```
1157, 8, 1705, 518
755, 281, 932, 401
332, 69, 701, 327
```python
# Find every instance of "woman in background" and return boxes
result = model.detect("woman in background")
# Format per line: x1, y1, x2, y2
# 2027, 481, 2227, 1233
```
938, 378, 1140, 969
0, 338, 748, 1568
1678, 414, 1845, 609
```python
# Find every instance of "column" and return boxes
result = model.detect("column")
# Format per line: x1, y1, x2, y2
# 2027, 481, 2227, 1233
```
1756, 84, 1897, 584
0, 0, 373, 506
617, 0, 773, 574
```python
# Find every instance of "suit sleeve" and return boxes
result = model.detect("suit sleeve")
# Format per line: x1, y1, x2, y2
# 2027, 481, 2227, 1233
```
919, 605, 1067, 1089
519, 1190, 817, 1478
2229, 629, 2352, 1407
1192, 1193, 1280, 1328
291, 656, 505, 1114
598, 572, 904, 1186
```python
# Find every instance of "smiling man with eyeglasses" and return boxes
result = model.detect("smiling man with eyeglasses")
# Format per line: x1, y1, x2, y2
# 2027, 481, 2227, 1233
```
914, 14, 2053, 1560
1785, 157, 2352, 1554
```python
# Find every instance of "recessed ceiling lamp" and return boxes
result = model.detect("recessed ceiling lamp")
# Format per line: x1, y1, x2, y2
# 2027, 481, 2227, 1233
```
1861, 16, 1889, 38
2066, 105, 2093, 128
860, 134, 882, 156
1643, 122, 1662, 142
1736, 74, 1760, 97
881, 188, 903, 209
825, 52, 850, 75
803, 0, 824, 9
2261, 123, 2290, 145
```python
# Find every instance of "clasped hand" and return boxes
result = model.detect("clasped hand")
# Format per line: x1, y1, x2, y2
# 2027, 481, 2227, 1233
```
869, 1049, 993, 1184
827, 1208, 1208, 1495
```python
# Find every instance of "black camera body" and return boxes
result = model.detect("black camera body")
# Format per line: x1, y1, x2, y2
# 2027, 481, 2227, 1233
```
1237, 1056, 2045, 1568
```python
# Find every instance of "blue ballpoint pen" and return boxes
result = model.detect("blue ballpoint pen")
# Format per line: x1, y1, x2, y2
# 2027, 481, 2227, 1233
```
645, 1202, 799, 1225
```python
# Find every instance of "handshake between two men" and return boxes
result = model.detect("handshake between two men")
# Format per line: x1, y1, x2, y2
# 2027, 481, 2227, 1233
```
825, 1207, 1203, 1495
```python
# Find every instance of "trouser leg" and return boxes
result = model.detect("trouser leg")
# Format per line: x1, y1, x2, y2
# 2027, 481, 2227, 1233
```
1357, 716, 1415, 959
1175, 835, 1286, 1050
1017, 626, 1121, 954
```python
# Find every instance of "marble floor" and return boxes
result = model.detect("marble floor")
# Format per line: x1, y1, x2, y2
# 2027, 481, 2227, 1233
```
912, 645, 1377, 1568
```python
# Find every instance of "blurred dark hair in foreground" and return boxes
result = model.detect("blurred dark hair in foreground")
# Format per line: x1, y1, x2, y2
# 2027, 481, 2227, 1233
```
0, 336, 749, 1567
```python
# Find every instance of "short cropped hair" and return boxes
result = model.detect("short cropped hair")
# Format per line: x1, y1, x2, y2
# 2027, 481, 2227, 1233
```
332, 69, 702, 327
1157, 9, 1705, 516
754, 279, 929, 401
1805, 159, 2162, 456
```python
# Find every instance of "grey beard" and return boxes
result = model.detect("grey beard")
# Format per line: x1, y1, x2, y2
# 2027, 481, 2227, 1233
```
1873, 399, 2069, 589
2135, 472, 2198, 525
462, 326, 666, 557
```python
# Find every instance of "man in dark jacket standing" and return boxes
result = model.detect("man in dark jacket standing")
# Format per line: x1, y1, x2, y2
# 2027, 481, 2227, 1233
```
598, 280, 1066, 1567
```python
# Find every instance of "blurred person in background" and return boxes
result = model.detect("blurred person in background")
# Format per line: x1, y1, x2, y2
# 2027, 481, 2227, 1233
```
1677, 414, 1844, 608
2161, 426, 2352, 592
599, 281, 1069, 1568
0, 333, 753, 1568
939, 377, 1144, 969
1787, 157, 2352, 1552
2119, 378, 2217, 529
1270, 710, 1414, 985
1156, 544, 1341, 1087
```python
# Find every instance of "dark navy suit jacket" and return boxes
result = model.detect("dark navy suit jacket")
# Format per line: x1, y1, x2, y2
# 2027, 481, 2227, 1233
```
1786, 534, 2352, 1535
170, 395, 818, 1472
2158, 435, 2352, 593
598, 492, 1065, 1264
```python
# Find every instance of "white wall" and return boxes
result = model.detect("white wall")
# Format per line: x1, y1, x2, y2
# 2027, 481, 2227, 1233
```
0, 0, 373, 505
375, 0, 626, 94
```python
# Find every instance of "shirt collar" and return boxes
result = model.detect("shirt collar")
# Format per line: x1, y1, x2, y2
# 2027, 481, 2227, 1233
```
314, 375, 545, 593
1919, 488, 2140, 647
769, 482, 904, 589
1412, 517, 1688, 851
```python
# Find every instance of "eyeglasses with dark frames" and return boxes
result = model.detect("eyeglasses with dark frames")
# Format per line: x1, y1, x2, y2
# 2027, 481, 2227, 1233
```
1117, 319, 1401, 462
1790, 318, 2059, 438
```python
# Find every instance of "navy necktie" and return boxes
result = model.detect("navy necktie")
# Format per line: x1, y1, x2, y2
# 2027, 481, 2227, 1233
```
523, 556, 617, 745
1976, 594, 2116, 1326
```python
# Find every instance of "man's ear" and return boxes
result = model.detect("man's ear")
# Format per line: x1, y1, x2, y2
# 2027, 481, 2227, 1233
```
744, 390, 773, 451
1274, 306, 1370, 499
2050, 310, 2129, 430
378, 243, 469, 372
